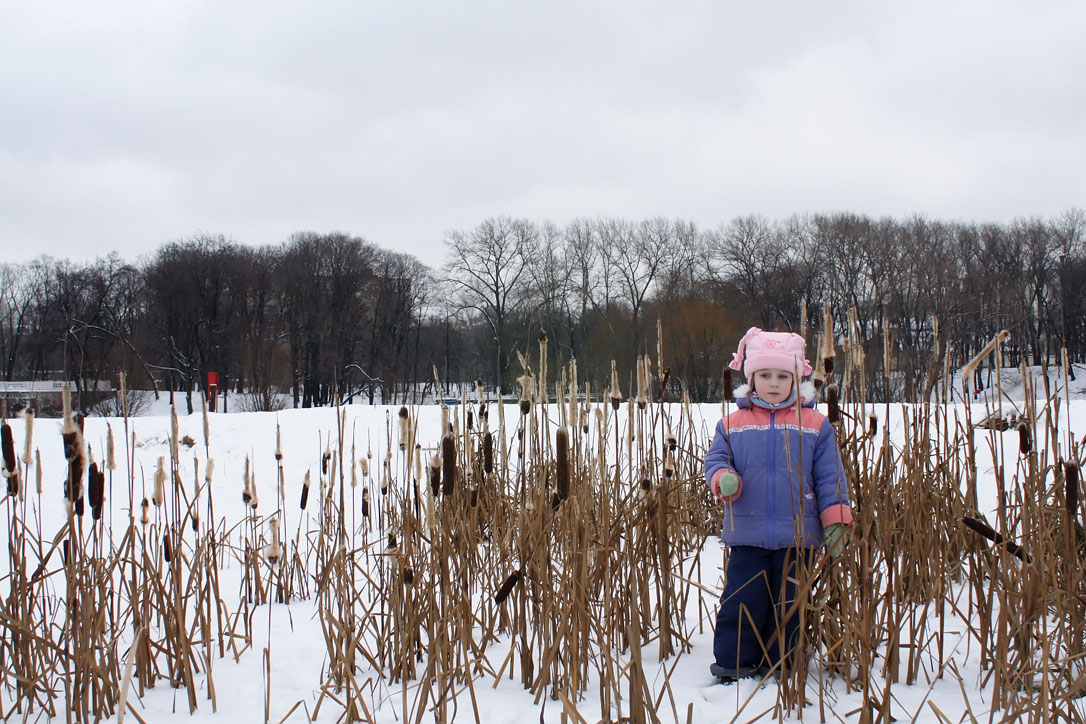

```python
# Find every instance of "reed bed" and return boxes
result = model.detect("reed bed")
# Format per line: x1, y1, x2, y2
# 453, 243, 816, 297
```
1, 336, 1085, 723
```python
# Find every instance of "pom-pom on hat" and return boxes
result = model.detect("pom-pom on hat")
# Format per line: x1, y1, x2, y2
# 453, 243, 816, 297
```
729, 327, 812, 378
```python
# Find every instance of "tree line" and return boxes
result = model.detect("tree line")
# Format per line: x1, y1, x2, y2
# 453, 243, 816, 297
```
2, 208, 1083, 412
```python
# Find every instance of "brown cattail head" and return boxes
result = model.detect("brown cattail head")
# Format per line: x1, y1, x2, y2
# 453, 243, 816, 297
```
361, 487, 370, 517
2, 422, 16, 475
275, 423, 283, 461
163, 533, 172, 563
555, 427, 570, 502
140, 497, 149, 526
387, 532, 397, 550
722, 367, 734, 403
467, 408, 473, 431
663, 453, 675, 479
88, 462, 105, 519
2, 423, 17, 497
666, 432, 677, 452
1018, 421, 1032, 455
441, 434, 457, 495
494, 570, 522, 604
398, 406, 409, 450
67, 442, 86, 511
429, 454, 441, 497
868, 411, 878, 436
1066, 462, 1080, 518
154, 457, 166, 506
321, 447, 331, 475
483, 432, 494, 474
403, 567, 414, 585
300, 470, 311, 509
826, 384, 840, 424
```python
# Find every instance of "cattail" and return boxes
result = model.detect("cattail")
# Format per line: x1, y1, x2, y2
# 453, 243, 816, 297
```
321, 445, 331, 475
361, 487, 370, 518
67, 445, 86, 514
666, 432, 677, 452
822, 300, 835, 375
387, 532, 397, 550
483, 432, 494, 474
23, 409, 34, 465
35, 449, 42, 495
299, 471, 311, 509
635, 357, 648, 410
1066, 462, 1080, 518
414, 444, 422, 481
609, 361, 622, 411
360, 457, 369, 478
191, 512, 199, 532
494, 570, 522, 604
170, 406, 179, 461
266, 517, 281, 566
163, 533, 172, 563
826, 384, 840, 424
538, 329, 549, 405
153, 457, 165, 506
2, 422, 17, 496
140, 497, 149, 526
441, 433, 457, 495
812, 332, 826, 391
1017, 421, 1032, 455
242, 456, 252, 505
555, 427, 570, 502
88, 462, 104, 520
962, 515, 1029, 561
722, 367, 734, 403
249, 471, 259, 510
398, 406, 409, 450
868, 411, 878, 436
105, 422, 115, 471
205, 458, 215, 486
663, 452, 675, 479
275, 424, 283, 461
403, 566, 414, 585
517, 372, 534, 415
429, 454, 441, 497
469, 488, 478, 507
467, 408, 474, 431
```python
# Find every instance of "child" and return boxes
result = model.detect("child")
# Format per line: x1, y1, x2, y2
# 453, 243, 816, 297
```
705, 327, 852, 682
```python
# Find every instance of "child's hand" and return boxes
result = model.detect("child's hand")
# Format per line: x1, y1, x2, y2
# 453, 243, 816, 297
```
712, 472, 740, 500
824, 523, 846, 556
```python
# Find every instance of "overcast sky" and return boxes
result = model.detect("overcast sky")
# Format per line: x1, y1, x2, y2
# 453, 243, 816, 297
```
1, 0, 1083, 266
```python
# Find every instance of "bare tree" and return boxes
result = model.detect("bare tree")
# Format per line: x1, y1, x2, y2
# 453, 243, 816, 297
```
444, 217, 539, 394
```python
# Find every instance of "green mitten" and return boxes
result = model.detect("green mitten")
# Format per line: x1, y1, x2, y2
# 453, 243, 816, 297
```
713, 471, 740, 499
824, 523, 846, 556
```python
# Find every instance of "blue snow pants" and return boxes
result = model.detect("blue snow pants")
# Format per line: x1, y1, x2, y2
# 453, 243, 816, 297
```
713, 545, 815, 671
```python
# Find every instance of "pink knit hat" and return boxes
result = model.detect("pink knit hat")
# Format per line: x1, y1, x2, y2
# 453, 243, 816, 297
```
729, 327, 812, 378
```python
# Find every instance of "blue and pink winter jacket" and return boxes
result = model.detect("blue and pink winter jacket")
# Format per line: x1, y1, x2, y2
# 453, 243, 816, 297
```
704, 384, 853, 549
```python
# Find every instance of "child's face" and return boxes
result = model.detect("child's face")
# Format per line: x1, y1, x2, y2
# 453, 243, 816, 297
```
752, 368, 794, 405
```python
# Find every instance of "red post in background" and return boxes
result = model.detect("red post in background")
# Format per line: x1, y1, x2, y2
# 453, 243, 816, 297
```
208, 372, 219, 412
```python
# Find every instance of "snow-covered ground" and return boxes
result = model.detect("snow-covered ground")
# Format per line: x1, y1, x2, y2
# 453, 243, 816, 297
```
3, 370, 1085, 723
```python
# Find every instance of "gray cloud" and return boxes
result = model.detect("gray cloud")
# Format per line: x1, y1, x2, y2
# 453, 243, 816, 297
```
1, 0, 1082, 264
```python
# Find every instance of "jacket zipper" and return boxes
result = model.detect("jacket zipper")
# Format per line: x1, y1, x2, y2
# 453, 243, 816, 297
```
767, 409, 775, 548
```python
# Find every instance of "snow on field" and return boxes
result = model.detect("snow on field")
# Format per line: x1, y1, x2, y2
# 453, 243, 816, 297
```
3, 376, 1086, 723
